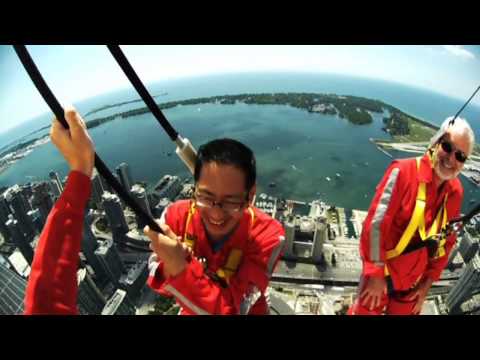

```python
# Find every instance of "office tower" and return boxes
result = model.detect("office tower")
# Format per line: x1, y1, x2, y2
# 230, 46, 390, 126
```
130, 184, 151, 229
458, 231, 479, 264
284, 217, 296, 258
81, 210, 109, 287
5, 216, 34, 266
119, 260, 148, 301
312, 219, 327, 263
0, 197, 11, 242
31, 182, 54, 225
101, 289, 136, 315
27, 209, 43, 234
0, 262, 27, 315
77, 268, 107, 315
115, 163, 133, 195
154, 198, 171, 219
49, 171, 63, 198
446, 253, 480, 314
95, 239, 126, 286
4, 185, 35, 238
102, 192, 129, 236
152, 175, 182, 202
91, 171, 105, 209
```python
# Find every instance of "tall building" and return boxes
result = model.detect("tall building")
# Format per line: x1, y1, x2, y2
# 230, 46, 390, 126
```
101, 289, 136, 315
154, 198, 171, 219
152, 175, 182, 202
77, 268, 107, 315
0, 262, 27, 315
4, 185, 35, 239
31, 182, 54, 225
49, 171, 63, 198
95, 239, 126, 286
458, 231, 479, 264
27, 209, 43, 234
0, 196, 12, 242
81, 210, 109, 287
99, 173, 112, 194
130, 184, 151, 229
119, 260, 148, 301
115, 163, 134, 195
312, 219, 327, 263
102, 192, 129, 236
446, 253, 480, 314
284, 217, 296, 258
5, 216, 34, 266
91, 171, 105, 209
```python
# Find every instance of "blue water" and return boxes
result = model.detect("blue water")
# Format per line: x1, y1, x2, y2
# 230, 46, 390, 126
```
1, 72, 480, 212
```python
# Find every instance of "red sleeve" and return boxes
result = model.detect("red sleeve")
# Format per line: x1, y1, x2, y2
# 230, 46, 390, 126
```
424, 184, 463, 281
163, 219, 285, 315
360, 161, 406, 278
24, 171, 91, 315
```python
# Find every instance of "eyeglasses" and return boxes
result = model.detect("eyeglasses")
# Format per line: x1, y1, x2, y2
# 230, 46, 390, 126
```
439, 139, 468, 163
194, 191, 247, 214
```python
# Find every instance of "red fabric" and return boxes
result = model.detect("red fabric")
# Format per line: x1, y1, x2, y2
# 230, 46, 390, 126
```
348, 293, 417, 315
24, 171, 91, 315
347, 276, 418, 315
360, 154, 463, 291
147, 200, 285, 315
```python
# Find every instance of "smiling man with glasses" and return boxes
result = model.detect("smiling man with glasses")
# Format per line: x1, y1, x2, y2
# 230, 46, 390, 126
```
349, 116, 475, 315
144, 138, 286, 315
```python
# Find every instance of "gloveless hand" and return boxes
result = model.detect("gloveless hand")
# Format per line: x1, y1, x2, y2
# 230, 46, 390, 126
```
50, 106, 95, 178
144, 222, 191, 278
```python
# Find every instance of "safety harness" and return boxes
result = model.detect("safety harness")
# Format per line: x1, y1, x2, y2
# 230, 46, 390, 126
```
384, 156, 449, 277
182, 202, 256, 287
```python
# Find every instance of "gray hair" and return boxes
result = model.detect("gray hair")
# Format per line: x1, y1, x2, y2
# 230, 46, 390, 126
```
429, 116, 475, 155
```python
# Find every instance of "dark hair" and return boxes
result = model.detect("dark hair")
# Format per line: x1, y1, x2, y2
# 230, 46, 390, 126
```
194, 138, 256, 191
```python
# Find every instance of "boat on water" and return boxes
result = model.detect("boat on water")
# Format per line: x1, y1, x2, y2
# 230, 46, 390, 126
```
326, 177, 331, 182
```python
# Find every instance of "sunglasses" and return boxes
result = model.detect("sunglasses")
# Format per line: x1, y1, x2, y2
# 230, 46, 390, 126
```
439, 139, 468, 163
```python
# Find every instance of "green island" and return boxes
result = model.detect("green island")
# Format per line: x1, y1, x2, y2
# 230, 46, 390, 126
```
84, 92, 390, 129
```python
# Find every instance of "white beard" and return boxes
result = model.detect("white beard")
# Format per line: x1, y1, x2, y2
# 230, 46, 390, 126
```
434, 160, 460, 181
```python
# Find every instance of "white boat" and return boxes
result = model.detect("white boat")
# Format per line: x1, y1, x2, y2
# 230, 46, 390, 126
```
326, 177, 331, 182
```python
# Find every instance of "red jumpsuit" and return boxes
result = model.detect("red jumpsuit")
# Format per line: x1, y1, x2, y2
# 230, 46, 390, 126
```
349, 154, 463, 315
24, 171, 91, 314
147, 200, 286, 315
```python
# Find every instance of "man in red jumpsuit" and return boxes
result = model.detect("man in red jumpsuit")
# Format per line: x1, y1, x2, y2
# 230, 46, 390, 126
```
349, 116, 475, 315
24, 107, 285, 315
144, 137, 285, 315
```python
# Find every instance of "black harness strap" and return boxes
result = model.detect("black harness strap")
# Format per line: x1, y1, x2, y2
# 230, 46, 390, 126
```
107, 45, 178, 141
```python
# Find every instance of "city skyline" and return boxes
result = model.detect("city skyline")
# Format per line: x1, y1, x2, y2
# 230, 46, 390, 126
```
1, 45, 480, 134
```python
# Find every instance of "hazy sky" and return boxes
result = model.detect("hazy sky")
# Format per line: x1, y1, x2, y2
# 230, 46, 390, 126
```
1, 45, 479, 134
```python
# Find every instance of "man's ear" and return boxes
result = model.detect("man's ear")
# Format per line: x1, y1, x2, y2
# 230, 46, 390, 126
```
248, 184, 257, 206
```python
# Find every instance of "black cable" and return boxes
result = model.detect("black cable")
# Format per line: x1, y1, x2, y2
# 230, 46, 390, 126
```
448, 85, 480, 126
107, 45, 178, 141
13, 45, 162, 233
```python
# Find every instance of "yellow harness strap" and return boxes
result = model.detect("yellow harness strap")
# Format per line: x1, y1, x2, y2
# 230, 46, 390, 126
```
182, 204, 256, 284
216, 207, 255, 283
183, 202, 197, 249
384, 157, 448, 276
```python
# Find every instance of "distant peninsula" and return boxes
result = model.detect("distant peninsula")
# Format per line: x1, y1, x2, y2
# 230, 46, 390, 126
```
0, 93, 444, 161
83, 92, 437, 135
